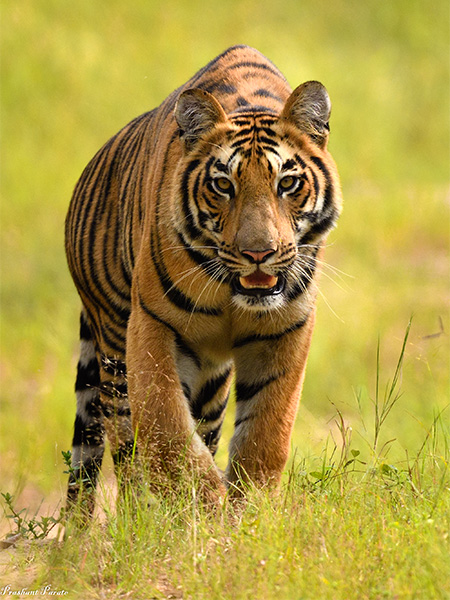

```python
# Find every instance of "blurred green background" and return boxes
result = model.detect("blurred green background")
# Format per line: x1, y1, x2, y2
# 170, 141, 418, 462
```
1, 0, 449, 503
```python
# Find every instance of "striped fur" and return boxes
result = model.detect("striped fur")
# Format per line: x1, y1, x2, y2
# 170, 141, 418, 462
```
65, 45, 342, 511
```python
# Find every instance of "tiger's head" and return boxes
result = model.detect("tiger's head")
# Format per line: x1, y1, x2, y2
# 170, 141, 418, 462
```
173, 83, 342, 311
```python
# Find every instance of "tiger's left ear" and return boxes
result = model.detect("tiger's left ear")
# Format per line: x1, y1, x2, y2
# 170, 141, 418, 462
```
175, 88, 228, 151
280, 81, 331, 148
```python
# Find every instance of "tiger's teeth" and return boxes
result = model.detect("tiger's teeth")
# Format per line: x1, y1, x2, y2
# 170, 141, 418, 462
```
239, 274, 278, 289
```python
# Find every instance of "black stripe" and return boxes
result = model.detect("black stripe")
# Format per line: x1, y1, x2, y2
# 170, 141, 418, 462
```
257, 135, 279, 147
228, 60, 284, 80
253, 88, 283, 102
230, 129, 254, 141
309, 155, 331, 182
309, 167, 320, 206
236, 96, 250, 107
181, 159, 203, 239
100, 206, 130, 304
299, 207, 338, 245
232, 317, 307, 348
287, 248, 318, 301
262, 146, 284, 157
174, 337, 202, 370
258, 117, 278, 127
101, 323, 127, 354
150, 234, 222, 315
227, 146, 245, 164
198, 205, 214, 229
235, 415, 251, 428
203, 398, 228, 423
282, 159, 296, 171
230, 116, 253, 126
259, 126, 277, 137
288, 261, 317, 300
103, 320, 127, 345
294, 153, 307, 169
204, 81, 237, 95
181, 382, 192, 402
230, 138, 249, 149
203, 425, 223, 454
82, 307, 101, 346
202, 156, 216, 183
71, 411, 104, 447
80, 312, 93, 340
286, 280, 309, 301
299, 157, 338, 244
309, 156, 334, 210
138, 291, 201, 369
297, 181, 309, 209
99, 381, 128, 398
235, 374, 278, 402
101, 356, 127, 376
75, 358, 100, 392
68, 460, 102, 490
190, 369, 231, 420
231, 106, 278, 115
175, 231, 216, 269
214, 160, 229, 173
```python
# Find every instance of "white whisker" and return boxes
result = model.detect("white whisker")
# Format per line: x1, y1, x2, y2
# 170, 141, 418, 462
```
290, 259, 344, 323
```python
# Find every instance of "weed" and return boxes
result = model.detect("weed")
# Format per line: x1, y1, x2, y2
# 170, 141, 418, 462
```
1, 492, 61, 541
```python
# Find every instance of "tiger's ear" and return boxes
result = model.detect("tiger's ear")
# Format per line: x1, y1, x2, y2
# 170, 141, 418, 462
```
175, 88, 228, 150
280, 81, 331, 148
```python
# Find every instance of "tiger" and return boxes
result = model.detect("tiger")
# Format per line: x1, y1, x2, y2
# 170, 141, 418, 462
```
65, 44, 342, 513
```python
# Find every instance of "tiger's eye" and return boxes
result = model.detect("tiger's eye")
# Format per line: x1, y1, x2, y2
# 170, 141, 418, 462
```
278, 175, 297, 194
214, 177, 233, 194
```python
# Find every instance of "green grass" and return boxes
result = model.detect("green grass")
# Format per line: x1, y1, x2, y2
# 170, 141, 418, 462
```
1, 0, 449, 597
38, 470, 450, 599
2, 378, 449, 599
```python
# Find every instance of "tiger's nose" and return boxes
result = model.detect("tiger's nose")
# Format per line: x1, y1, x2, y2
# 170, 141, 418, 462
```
240, 248, 277, 264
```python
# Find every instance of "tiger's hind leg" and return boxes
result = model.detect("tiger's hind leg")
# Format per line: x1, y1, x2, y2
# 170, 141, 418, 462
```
66, 310, 105, 517
67, 309, 137, 519
99, 354, 138, 496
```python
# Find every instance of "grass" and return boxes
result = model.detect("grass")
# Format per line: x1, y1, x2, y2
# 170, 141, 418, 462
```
2, 429, 449, 600
1, 325, 449, 599
1, 0, 449, 597
41, 459, 450, 600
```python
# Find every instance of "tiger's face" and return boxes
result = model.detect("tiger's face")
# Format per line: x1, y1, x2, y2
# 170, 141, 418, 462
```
174, 85, 342, 311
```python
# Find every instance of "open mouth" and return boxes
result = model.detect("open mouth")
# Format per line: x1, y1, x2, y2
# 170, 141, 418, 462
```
233, 271, 285, 297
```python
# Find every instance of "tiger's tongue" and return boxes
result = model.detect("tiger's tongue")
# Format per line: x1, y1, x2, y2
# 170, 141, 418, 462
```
239, 272, 278, 290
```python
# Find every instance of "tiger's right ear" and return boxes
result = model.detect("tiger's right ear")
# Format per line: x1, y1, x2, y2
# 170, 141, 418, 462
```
175, 88, 228, 150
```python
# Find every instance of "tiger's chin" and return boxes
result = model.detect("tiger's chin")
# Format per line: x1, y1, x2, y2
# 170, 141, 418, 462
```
231, 274, 287, 311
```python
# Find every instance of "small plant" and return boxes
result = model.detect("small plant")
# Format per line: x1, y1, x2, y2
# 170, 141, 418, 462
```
61, 448, 74, 475
1, 491, 62, 540
372, 319, 412, 456
306, 320, 414, 491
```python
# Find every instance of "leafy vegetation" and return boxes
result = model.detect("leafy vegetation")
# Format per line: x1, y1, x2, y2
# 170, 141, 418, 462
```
1, 0, 449, 597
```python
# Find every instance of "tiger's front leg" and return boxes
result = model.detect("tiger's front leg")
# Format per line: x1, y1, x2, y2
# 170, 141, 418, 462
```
227, 312, 315, 490
126, 301, 227, 507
